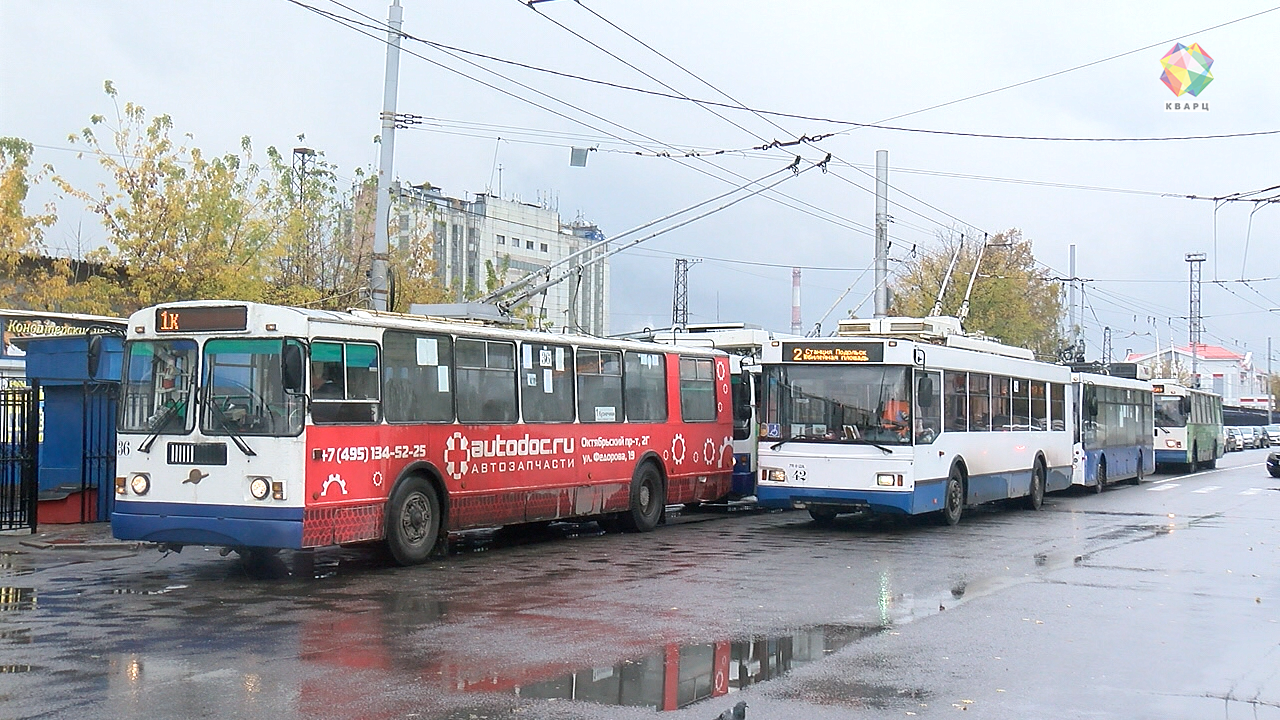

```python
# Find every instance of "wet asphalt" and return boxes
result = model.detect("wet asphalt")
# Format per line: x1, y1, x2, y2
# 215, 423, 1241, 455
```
1, 449, 1278, 720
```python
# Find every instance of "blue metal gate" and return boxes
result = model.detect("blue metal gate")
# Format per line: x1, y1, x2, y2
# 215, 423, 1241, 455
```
0, 383, 39, 533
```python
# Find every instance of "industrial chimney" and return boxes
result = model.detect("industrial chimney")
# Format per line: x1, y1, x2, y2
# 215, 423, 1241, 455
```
791, 267, 802, 334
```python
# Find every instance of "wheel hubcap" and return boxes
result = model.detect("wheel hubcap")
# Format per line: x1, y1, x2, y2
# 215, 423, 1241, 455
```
402, 494, 429, 543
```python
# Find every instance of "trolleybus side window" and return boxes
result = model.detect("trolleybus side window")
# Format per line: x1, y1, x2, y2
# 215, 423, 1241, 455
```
944, 371, 967, 432
310, 341, 381, 424
729, 370, 752, 440
969, 373, 991, 432
455, 338, 517, 423
1050, 382, 1066, 431
120, 339, 198, 433
624, 351, 668, 423
991, 376, 1012, 430
576, 348, 622, 423
520, 341, 574, 423
201, 338, 305, 436
382, 331, 454, 423
679, 356, 716, 422
1031, 381, 1048, 431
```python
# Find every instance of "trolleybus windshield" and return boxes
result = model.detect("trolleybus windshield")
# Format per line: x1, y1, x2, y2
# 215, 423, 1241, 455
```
120, 339, 198, 434
762, 364, 912, 445
1154, 395, 1187, 428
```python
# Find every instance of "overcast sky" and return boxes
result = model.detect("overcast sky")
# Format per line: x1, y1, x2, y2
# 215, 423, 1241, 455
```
3, 1, 1279, 363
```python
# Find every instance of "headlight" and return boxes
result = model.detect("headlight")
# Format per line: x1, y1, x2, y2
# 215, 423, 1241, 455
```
877, 473, 899, 487
761, 467, 787, 483
249, 477, 271, 501
129, 473, 150, 496
115, 476, 127, 496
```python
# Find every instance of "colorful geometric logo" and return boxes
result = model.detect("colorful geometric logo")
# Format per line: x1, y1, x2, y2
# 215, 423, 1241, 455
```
1160, 43, 1213, 97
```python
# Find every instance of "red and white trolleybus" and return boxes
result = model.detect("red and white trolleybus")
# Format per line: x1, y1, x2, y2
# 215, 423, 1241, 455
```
111, 302, 735, 564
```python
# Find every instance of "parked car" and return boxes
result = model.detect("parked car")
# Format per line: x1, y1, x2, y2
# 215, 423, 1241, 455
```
1251, 426, 1268, 449
1268, 450, 1280, 478
1225, 427, 1243, 452
1266, 424, 1280, 446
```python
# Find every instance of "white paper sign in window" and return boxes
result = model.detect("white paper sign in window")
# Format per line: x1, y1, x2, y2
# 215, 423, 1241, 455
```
416, 337, 438, 366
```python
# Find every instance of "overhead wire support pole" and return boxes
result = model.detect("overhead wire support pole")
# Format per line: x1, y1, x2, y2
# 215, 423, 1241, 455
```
1187, 252, 1206, 387
874, 150, 889, 317
370, 0, 404, 311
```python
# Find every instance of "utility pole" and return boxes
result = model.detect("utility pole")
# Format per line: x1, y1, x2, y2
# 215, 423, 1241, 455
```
1186, 252, 1205, 387
671, 258, 700, 329
874, 150, 889, 318
1269, 336, 1273, 424
370, 0, 403, 311
1102, 327, 1112, 368
1068, 244, 1077, 349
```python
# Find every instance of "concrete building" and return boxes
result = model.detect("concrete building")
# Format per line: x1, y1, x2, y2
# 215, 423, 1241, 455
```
1126, 343, 1273, 409
393, 183, 609, 335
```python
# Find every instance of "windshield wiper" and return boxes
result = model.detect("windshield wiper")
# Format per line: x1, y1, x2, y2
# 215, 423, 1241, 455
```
769, 439, 790, 451
205, 394, 257, 457
860, 439, 894, 455
138, 404, 179, 454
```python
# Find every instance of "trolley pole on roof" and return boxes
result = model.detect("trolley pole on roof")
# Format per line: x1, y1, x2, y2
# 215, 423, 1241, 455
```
370, 0, 404, 311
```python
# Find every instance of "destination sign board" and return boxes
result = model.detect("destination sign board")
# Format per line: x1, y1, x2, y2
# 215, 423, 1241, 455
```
781, 342, 884, 363
155, 306, 248, 333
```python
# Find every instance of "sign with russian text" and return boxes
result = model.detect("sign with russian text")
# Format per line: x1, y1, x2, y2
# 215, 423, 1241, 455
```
781, 342, 884, 363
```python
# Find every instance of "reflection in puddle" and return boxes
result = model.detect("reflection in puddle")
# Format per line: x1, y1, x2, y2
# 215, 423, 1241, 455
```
0, 587, 35, 612
512, 625, 880, 711
0, 664, 35, 673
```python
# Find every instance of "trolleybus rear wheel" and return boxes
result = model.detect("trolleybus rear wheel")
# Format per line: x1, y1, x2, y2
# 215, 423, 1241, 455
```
1025, 461, 1046, 510
386, 476, 441, 566
1094, 458, 1107, 494
621, 462, 664, 532
1131, 453, 1145, 485
1188, 445, 1199, 473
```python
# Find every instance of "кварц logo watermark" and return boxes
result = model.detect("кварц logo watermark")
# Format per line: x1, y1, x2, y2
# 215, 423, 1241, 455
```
1161, 42, 1212, 111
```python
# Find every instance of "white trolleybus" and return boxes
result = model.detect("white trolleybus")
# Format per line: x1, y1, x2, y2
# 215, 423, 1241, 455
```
755, 317, 1073, 525
111, 302, 736, 564
637, 323, 796, 500
1151, 379, 1224, 471
1070, 368, 1155, 492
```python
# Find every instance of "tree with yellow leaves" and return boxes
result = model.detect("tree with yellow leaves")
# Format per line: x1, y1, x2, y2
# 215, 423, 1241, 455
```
888, 228, 1065, 360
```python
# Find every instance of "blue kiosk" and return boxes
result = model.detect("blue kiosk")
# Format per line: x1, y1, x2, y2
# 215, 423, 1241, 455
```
23, 333, 124, 523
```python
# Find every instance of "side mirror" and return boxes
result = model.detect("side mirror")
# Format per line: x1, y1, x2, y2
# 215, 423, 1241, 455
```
1087, 397, 1099, 418
282, 342, 304, 393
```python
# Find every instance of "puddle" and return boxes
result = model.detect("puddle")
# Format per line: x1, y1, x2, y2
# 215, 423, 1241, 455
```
0, 587, 35, 612
0, 627, 32, 644
0, 553, 34, 578
109, 584, 188, 596
504, 624, 881, 711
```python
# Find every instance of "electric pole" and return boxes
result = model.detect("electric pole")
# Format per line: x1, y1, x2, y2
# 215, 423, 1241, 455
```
370, 0, 403, 311
874, 150, 889, 318
1186, 252, 1205, 387
672, 258, 700, 329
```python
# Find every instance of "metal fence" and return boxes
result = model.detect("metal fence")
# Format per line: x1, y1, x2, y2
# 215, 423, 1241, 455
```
81, 382, 118, 523
0, 383, 39, 533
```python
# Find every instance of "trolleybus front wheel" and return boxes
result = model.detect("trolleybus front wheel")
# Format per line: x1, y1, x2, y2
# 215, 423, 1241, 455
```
939, 467, 965, 526
808, 507, 839, 525
386, 476, 441, 566
1094, 458, 1107, 494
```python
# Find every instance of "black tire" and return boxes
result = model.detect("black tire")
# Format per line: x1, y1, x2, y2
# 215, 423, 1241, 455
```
1188, 445, 1199, 473
1205, 445, 1218, 470
385, 476, 441, 566
1094, 458, 1107, 494
808, 507, 839, 525
620, 462, 664, 532
1269, 469, 1280, 479
1131, 453, 1145, 486
1024, 462, 1045, 510
939, 467, 964, 526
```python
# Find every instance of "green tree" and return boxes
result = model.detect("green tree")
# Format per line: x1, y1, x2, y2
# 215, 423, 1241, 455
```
888, 228, 1065, 359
